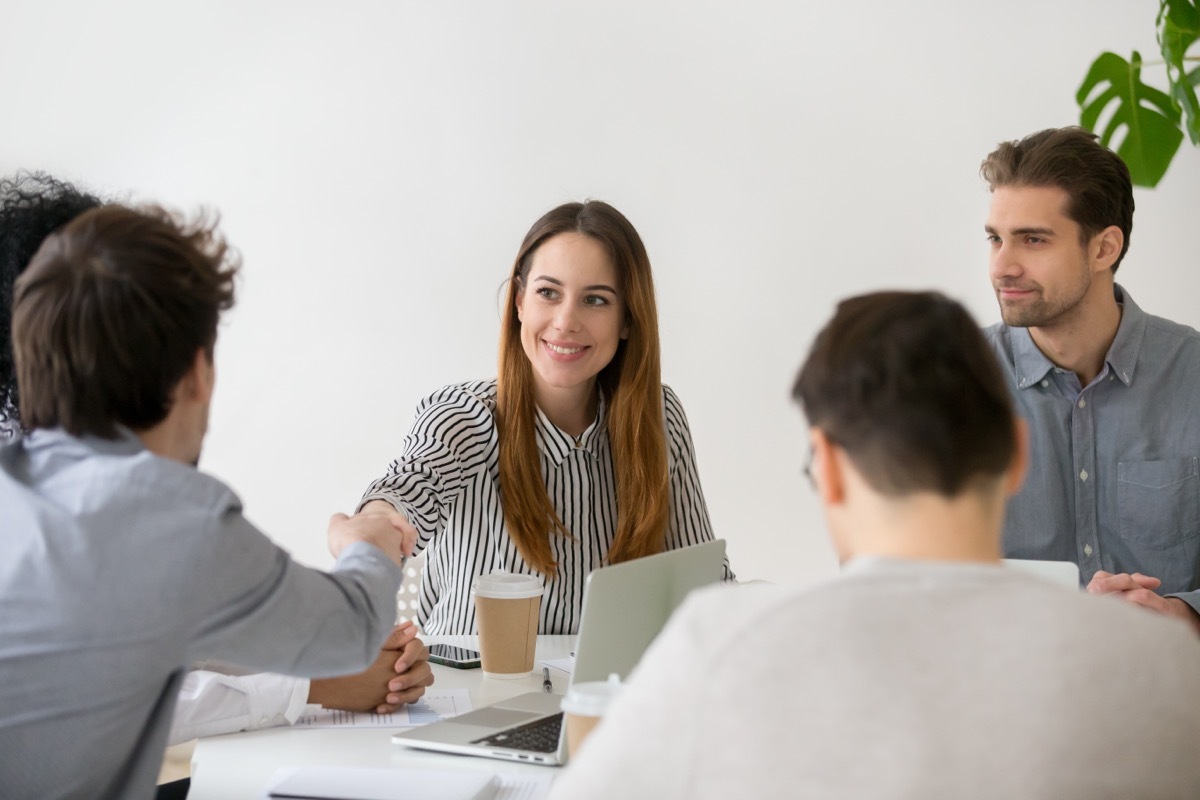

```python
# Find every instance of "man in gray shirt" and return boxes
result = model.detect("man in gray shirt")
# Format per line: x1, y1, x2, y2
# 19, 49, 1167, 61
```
0, 204, 414, 799
550, 291, 1200, 799
981, 126, 1200, 633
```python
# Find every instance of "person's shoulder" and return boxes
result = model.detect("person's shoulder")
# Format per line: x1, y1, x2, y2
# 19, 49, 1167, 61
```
414, 379, 498, 418
407, 380, 501, 451
1142, 308, 1200, 351
64, 435, 244, 521
669, 580, 828, 646
1001, 571, 1200, 655
660, 383, 690, 429
981, 320, 1013, 356
130, 450, 245, 518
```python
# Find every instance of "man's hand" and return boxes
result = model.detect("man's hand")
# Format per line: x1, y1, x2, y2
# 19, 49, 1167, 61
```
384, 625, 434, 708
306, 621, 435, 714
356, 501, 421, 558
327, 508, 416, 566
1087, 570, 1200, 634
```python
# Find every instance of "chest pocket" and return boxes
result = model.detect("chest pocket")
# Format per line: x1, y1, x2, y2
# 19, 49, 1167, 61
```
1117, 457, 1200, 548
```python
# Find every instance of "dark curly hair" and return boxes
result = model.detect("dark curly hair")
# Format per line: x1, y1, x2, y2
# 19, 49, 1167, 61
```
1, 171, 103, 435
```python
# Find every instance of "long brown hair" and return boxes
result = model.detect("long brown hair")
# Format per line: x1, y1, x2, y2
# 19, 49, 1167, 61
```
496, 201, 669, 574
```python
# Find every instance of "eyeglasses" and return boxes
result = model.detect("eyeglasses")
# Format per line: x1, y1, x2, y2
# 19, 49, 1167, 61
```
802, 446, 815, 490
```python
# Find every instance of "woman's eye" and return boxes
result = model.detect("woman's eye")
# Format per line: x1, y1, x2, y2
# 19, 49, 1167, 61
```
584, 295, 609, 307
535, 286, 559, 300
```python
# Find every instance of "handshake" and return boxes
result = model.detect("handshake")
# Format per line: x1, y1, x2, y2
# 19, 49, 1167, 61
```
327, 501, 420, 566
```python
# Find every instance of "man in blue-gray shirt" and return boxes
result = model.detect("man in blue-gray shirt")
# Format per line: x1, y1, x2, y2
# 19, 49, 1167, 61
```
0, 204, 415, 799
981, 126, 1200, 633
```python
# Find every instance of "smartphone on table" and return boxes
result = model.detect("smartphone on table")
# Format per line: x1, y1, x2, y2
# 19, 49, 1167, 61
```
427, 644, 482, 669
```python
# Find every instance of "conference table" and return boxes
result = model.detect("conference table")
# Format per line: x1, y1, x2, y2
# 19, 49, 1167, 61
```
188, 636, 573, 799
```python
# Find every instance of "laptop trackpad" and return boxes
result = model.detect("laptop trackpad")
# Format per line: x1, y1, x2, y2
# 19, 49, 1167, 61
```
451, 707, 541, 727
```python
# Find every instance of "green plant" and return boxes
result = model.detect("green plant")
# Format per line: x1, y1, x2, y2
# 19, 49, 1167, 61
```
1076, 0, 1200, 187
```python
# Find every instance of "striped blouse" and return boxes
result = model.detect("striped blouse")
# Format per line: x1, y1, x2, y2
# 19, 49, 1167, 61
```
359, 379, 733, 634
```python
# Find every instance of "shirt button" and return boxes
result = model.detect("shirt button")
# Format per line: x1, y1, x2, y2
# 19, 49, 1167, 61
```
1040, 380, 1049, 388
1080, 469, 1089, 481
1078, 398, 1086, 408
1084, 544, 1093, 556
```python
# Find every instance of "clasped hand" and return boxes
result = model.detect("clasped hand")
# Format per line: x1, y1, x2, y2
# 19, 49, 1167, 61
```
307, 621, 435, 714
1087, 570, 1200, 634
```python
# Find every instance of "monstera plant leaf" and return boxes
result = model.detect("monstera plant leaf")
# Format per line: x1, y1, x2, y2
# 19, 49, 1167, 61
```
1158, 0, 1200, 145
1077, 51, 1183, 187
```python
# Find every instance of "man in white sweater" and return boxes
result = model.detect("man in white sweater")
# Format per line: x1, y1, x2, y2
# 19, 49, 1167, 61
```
551, 290, 1200, 800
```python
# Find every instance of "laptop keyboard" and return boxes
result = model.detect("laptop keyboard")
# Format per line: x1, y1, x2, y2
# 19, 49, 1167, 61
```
471, 712, 563, 752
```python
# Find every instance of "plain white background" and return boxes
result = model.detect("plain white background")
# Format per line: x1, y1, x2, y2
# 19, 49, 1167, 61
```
3, 0, 1198, 582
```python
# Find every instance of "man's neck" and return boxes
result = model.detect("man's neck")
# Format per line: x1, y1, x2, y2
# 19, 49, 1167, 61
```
135, 425, 193, 464
1029, 280, 1122, 387
838, 488, 1005, 565
134, 403, 204, 466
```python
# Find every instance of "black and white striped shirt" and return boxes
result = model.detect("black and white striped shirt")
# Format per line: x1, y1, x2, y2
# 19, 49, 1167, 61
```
359, 379, 733, 634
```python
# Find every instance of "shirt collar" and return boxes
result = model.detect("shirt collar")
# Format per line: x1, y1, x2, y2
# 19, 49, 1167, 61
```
534, 389, 607, 465
1103, 284, 1145, 387
1010, 283, 1145, 390
25, 424, 145, 457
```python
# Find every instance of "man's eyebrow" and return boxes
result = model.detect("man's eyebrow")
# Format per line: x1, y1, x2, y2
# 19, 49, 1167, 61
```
984, 225, 1057, 236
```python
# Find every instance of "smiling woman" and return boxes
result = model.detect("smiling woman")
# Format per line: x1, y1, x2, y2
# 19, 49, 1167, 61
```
357, 200, 734, 634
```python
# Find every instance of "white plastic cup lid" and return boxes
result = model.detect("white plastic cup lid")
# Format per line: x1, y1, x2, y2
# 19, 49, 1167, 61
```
561, 673, 622, 717
472, 571, 543, 599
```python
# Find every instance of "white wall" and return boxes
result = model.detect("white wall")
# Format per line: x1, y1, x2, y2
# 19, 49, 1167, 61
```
4, 0, 1198, 582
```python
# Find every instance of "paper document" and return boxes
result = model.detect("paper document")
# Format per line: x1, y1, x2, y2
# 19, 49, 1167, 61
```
267, 766, 494, 800
494, 773, 554, 800
265, 766, 551, 800
538, 656, 574, 676
294, 689, 472, 729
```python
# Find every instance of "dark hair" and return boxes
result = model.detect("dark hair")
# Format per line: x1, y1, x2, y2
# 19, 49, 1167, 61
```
980, 126, 1134, 272
496, 200, 667, 573
793, 291, 1016, 497
0, 172, 103, 433
13, 204, 239, 438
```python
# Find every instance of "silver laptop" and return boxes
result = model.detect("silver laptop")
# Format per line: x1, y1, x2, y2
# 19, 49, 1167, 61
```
391, 539, 727, 765
1003, 558, 1081, 589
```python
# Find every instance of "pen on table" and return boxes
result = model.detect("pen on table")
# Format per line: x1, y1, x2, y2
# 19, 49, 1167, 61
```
542, 667, 553, 693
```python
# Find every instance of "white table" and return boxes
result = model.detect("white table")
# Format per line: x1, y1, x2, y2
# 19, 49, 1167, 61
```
188, 636, 573, 799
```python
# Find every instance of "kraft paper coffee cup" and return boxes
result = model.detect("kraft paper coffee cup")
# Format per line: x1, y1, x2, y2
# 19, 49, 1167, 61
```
560, 674, 622, 759
472, 572, 543, 679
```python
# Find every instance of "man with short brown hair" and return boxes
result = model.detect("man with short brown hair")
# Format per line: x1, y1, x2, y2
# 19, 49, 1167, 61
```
981, 126, 1200, 632
0, 204, 414, 800
549, 291, 1200, 799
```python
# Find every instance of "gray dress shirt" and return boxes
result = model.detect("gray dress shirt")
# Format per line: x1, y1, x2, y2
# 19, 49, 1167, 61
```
986, 285, 1200, 614
0, 428, 404, 800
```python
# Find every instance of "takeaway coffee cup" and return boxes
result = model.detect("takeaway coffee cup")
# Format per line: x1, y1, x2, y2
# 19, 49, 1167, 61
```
472, 572, 543, 678
560, 673, 622, 759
